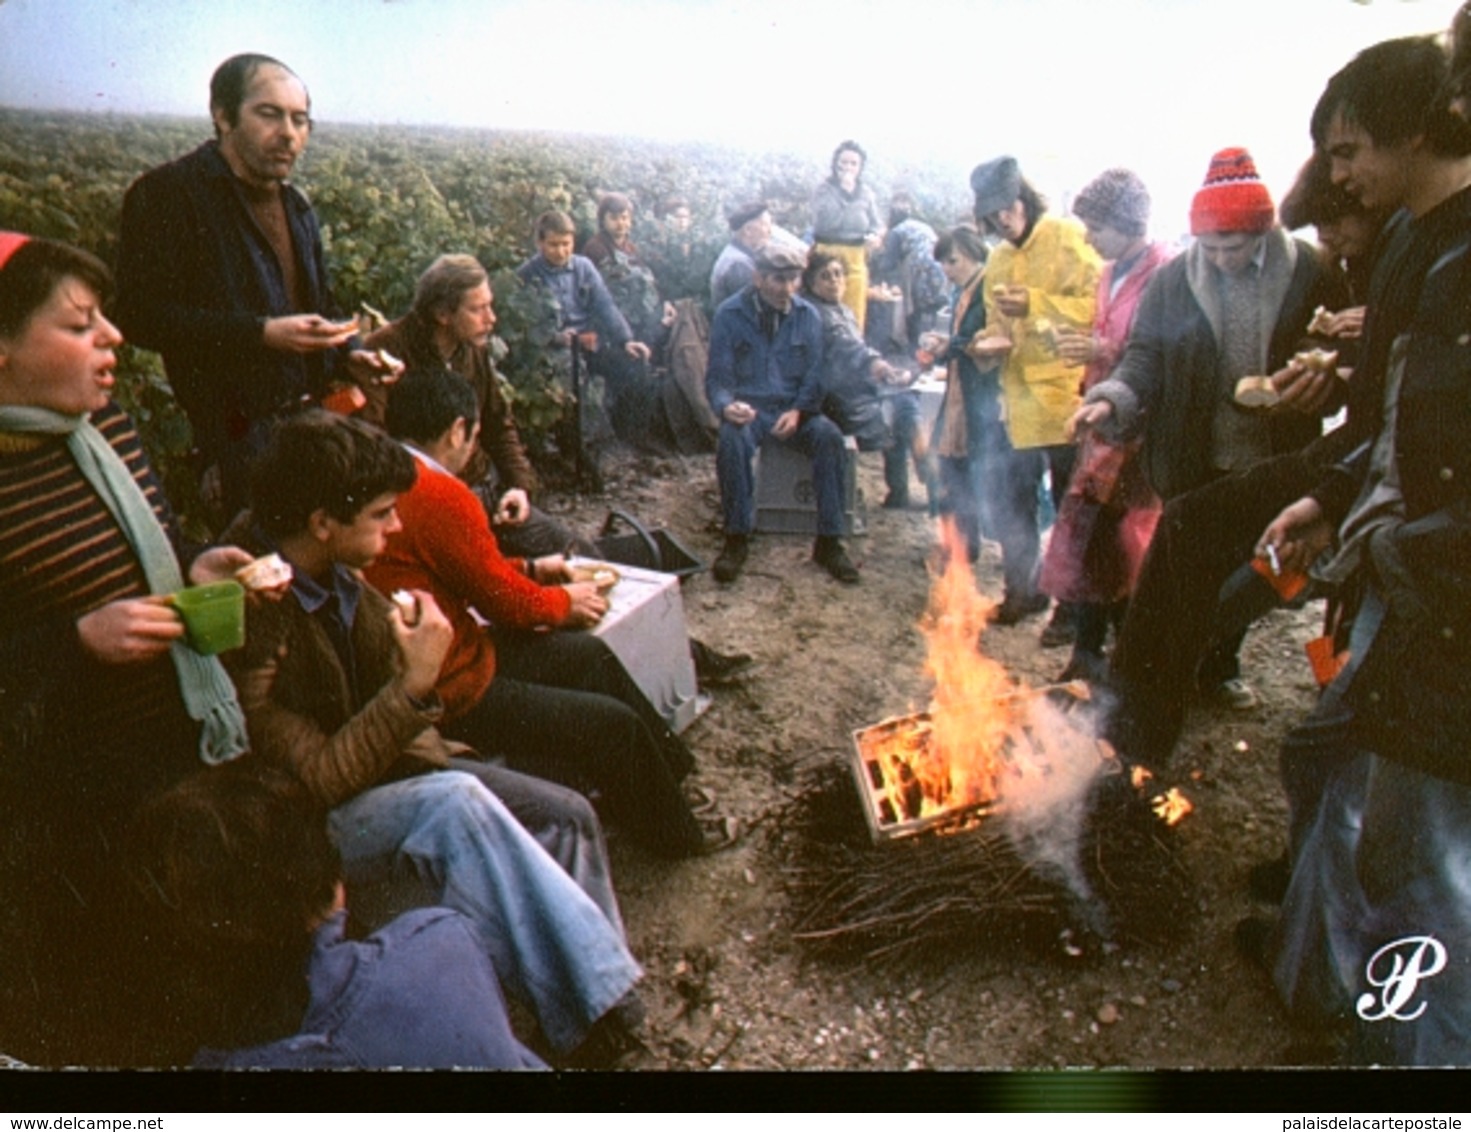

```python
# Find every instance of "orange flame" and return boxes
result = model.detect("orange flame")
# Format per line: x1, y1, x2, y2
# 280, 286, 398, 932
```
1130, 763, 1194, 826
859, 517, 1152, 838
865, 519, 1018, 824
918, 519, 1017, 809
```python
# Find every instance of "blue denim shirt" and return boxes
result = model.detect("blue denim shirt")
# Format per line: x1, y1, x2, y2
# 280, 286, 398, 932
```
193, 908, 546, 1069
705, 287, 826, 418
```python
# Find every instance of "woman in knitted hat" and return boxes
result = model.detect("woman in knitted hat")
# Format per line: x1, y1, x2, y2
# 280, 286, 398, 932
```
1037, 169, 1175, 681
1068, 147, 1346, 761
967, 156, 1102, 629
810, 141, 884, 333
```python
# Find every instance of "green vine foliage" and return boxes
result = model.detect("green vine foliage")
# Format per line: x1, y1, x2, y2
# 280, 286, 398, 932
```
0, 108, 971, 531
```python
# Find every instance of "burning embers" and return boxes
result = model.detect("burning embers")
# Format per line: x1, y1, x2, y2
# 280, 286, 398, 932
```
1133, 764, 1194, 827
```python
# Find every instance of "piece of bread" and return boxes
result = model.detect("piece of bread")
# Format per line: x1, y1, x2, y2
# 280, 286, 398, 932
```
570, 563, 621, 593
1295, 347, 1340, 374
1234, 375, 1280, 408
391, 589, 421, 627
235, 553, 293, 592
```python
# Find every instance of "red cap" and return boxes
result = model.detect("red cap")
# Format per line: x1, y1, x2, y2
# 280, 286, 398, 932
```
1189, 148, 1275, 236
0, 231, 31, 271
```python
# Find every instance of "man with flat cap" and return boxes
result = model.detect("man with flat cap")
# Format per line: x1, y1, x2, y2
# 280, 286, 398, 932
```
705, 243, 858, 584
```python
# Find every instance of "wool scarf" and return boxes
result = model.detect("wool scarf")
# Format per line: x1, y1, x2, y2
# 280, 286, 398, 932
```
0, 405, 249, 764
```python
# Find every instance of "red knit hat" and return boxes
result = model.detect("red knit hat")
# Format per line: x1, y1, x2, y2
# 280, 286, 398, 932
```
1189, 148, 1275, 236
0, 231, 31, 272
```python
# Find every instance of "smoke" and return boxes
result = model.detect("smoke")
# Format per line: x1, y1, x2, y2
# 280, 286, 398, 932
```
995, 693, 1111, 928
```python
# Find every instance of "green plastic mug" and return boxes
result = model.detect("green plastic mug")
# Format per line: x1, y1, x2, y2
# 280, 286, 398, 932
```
170, 580, 245, 655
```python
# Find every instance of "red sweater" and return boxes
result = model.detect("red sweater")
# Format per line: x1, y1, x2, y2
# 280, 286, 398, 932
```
364, 454, 572, 719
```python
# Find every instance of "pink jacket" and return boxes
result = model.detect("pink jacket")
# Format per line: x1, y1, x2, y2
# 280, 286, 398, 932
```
1081, 241, 1176, 392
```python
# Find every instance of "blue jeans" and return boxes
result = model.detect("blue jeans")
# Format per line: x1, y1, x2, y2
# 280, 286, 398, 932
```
972, 423, 1072, 600
931, 374, 999, 558
328, 770, 642, 1054
880, 391, 926, 502
445, 757, 625, 934
717, 410, 847, 537
1273, 590, 1471, 1064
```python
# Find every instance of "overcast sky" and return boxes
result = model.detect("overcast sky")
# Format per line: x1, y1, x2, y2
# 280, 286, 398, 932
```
0, 0, 1449, 235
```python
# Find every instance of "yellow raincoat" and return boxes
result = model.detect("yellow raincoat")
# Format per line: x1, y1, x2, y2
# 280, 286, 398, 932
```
983, 216, 1101, 449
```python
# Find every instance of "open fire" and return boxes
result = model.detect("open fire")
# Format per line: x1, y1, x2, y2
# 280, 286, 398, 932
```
796, 521, 1196, 961
849, 519, 1189, 844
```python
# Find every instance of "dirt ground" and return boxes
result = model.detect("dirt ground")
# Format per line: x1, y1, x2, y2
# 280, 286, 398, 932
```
544, 441, 1328, 1073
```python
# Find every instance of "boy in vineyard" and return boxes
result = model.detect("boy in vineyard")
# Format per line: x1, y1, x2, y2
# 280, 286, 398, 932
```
367, 366, 732, 857
517, 210, 653, 455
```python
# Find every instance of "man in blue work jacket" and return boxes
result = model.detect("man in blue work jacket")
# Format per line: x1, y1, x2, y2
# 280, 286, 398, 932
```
705, 243, 858, 584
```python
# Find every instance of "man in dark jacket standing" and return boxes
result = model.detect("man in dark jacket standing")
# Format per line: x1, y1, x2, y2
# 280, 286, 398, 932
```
115, 53, 393, 515
1240, 33, 1471, 1066
706, 244, 857, 584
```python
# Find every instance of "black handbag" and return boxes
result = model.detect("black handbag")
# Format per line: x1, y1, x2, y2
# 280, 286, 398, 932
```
593, 509, 706, 580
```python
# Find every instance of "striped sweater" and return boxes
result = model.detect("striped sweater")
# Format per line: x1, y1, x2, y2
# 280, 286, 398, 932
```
0, 401, 197, 817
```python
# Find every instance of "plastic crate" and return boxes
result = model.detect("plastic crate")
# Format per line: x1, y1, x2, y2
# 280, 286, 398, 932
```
754, 434, 864, 537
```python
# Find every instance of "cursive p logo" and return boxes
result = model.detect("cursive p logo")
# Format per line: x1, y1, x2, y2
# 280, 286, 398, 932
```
1355, 935, 1448, 1023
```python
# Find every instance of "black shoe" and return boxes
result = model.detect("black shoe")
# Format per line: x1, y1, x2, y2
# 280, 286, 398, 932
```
1039, 606, 1077, 648
813, 536, 860, 584
882, 489, 910, 510
1248, 852, 1291, 904
690, 639, 753, 686
566, 993, 652, 1068
1058, 649, 1107, 685
989, 592, 1049, 626
712, 534, 749, 584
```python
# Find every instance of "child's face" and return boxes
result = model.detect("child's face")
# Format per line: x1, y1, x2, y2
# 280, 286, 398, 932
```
603, 210, 633, 242
538, 232, 575, 268
0, 276, 122, 418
